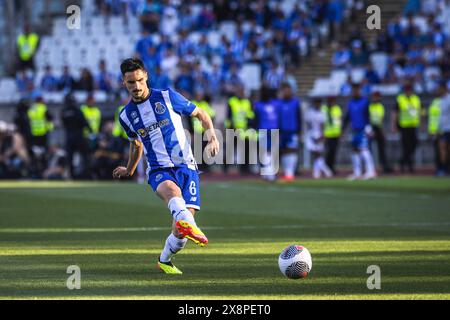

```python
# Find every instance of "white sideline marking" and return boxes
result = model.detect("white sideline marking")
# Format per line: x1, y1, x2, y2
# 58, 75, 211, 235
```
0, 222, 449, 234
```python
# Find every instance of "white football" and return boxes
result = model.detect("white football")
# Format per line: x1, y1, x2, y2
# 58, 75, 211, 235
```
278, 245, 312, 279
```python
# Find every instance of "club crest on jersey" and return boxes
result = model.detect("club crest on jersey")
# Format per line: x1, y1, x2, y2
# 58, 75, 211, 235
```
131, 111, 138, 119
155, 174, 163, 182
155, 102, 166, 115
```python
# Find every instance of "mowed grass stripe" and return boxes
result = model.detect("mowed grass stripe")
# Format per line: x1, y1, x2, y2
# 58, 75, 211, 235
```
1, 221, 450, 234
1, 240, 450, 255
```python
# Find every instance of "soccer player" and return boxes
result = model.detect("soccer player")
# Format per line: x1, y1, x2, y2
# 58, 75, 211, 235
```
112, 58, 219, 274
254, 87, 279, 182
276, 83, 301, 182
344, 83, 376, 180
305, 97, 333, 179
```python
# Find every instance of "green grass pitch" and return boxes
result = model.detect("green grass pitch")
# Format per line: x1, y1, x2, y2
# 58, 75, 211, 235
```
0, 177, 449, 300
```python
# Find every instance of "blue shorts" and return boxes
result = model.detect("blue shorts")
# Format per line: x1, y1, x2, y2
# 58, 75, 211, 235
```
148, 167, 201, 211
352, 130, 369, 150
280, 132, 299, 150
440, 132, 450, 142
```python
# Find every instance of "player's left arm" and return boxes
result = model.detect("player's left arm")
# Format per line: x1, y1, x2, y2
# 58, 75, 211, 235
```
190, 107, 220, 157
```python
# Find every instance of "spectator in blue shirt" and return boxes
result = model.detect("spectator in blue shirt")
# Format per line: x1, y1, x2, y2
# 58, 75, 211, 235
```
96, 59, 114, 93
58, 65, 75, 92
332, 41, 351, 69
141, 45, 160, 76
350, 40, 369, 66
207, 63, 224, 96
150, 65, 171, 90
41, 65, 59, 92
175, 63, 195, 98
16, 70, 34, 95
223, 63, 243, 96
366, 65, 381, 84
135, 29, 153, 60
197, 34, 212, 60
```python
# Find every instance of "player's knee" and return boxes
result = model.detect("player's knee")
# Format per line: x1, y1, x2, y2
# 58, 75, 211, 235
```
157, 181, 181, 202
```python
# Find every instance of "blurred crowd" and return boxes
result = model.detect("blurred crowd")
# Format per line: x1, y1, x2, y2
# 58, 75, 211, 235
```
332, 0, 450, 96
2, 79, 450, 181
14, 0, 363, 101
0, 92, 129, 180
2, 0, 450, 181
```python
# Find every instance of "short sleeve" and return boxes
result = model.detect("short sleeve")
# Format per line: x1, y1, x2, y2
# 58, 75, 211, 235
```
118, 109, 138, 141
168, 89, 197, 116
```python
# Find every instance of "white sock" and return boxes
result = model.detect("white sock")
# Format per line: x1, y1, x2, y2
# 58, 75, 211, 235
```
261, 151, 276, 179
168, 197, 196, 225
281, 155, 290, 176
160, 233, 187, 263
313, 158, 320, 178
361, 149, 375, 175
318, 157, 332, 177
352, 153, 362, 177
284, 153, 298, 177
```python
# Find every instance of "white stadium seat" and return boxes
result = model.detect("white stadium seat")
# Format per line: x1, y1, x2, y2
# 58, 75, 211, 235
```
370, 52, 389, 78
219, 21, 237, 41
239, 63, 261, 91
330, 69, 348, 90
207, 31, 221, 48
350, 67, 366, 84
310, 78, 333, 97
0, 78, 19, 103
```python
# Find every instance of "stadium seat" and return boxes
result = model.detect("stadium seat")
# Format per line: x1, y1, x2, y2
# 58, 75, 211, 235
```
190, 4, 203, 18
330, 70, 348, 91
219, 21, 237, 41
310, 78, 333, 97
43, 91, 65, 103
207, 31, 221, 49
239, 64, 261, 91
280, 0, 296, 16
350, 68, 366, 84
0, 78, 19, 103
372, 84, 401, 96
188, 32, 202, 44
370, 53, 389, 78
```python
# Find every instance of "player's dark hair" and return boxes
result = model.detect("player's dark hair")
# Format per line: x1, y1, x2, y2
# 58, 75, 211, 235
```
260, 86, 272, 102
280, 82, 291, 89
120, 58, 147, 76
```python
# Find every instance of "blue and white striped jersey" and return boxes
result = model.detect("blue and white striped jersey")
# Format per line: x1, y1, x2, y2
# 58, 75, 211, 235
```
118, 88, 197, 173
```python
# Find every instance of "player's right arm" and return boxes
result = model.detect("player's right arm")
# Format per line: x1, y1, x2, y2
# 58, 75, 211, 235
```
113, 139, 143, 179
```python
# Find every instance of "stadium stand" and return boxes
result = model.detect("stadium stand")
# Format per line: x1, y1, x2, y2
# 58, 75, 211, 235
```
0, 0, 363, 104
0, 0, 448, 180
309, 0, 450, 97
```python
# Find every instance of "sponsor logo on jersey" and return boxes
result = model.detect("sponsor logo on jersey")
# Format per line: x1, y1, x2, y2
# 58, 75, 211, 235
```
137, 119, 170, 138
137, 128, 147, 138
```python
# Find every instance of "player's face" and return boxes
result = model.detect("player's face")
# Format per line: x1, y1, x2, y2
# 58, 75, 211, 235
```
282, 86, 292, 99
123, 69, 149, 100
